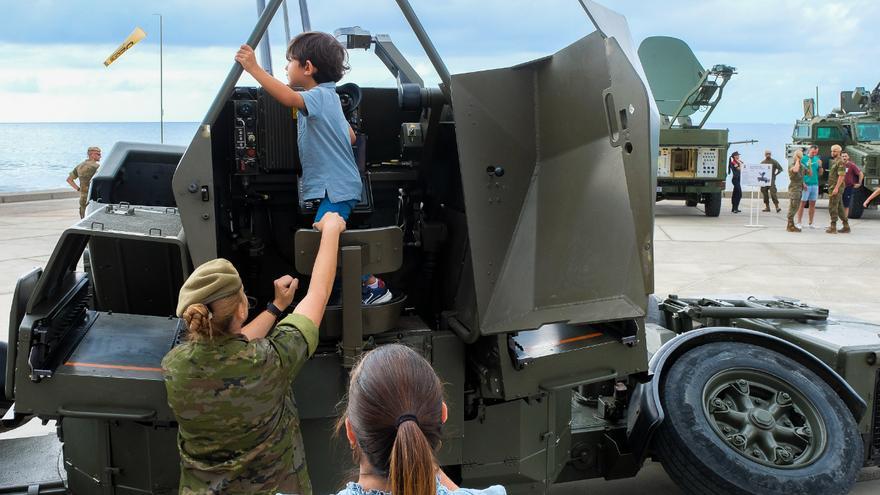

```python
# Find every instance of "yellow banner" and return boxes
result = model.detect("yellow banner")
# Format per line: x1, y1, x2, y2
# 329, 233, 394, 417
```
104, 27, 147, 67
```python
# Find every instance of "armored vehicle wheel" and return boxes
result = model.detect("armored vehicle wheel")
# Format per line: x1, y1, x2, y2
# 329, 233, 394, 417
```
685, 199, 698, 207
704, 192, 721, 217
654, 342, 862, 495
848, 188, 867, 219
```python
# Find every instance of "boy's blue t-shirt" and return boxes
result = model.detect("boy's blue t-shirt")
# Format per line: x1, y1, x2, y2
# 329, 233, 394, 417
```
298, 82, 362, 203
801, 155, 821, 186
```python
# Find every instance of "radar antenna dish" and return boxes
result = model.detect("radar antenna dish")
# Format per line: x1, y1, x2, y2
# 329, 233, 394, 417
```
638, 36, 735, 129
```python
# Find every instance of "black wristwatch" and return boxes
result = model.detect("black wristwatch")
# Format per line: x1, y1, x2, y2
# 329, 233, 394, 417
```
266, 302, 284, 320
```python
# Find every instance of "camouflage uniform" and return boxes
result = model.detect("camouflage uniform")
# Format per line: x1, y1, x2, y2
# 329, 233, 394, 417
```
827, 157, 848, 225
162, 313, 318, 495
787, 158, 805, 222
760, 157, 783, 210
69, 159, 100, 218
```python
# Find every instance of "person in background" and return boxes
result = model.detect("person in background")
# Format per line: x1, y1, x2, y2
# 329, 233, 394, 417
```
795, 145, 822, 229
826, 144, 850, 234
841, 151, 864, 218
728, 151, 743, 213
760, 150, 783, 212
786, 148, 807, 232
863, 186, 880, 209
66, 146, 101, 218
335, 344, 506, 495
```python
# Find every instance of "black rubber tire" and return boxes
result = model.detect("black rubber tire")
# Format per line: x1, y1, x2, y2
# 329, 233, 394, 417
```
704, 192, 722, 217
848, 188, 866, 219
685, 199, 699, 207
0, 340, 6, 403
654, 342, 862, 495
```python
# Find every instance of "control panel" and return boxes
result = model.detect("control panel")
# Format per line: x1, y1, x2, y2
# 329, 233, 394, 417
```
233, 99, 259, 175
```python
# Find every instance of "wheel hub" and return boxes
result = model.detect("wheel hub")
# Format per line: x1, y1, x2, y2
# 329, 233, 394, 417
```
702, 369, 827, 469
749, 408, 775, 429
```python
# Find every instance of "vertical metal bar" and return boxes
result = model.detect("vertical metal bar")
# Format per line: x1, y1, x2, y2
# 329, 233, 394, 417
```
159, 15, 164, 143
298, 0, 312, 32
153, 14, 164, 143
341, 246, 363, 368
202, 0, 284, 125
394, 0, 451, 94
282, 0, 292, 42
255, 0, 274, 75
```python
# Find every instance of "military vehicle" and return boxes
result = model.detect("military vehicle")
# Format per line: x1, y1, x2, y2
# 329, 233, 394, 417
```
638, 36, 744, 217
789, 84, 880, 218
2, 1, 880, 494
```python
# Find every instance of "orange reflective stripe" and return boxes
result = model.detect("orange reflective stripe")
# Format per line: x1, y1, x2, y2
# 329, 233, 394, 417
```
65, 361, 163, 373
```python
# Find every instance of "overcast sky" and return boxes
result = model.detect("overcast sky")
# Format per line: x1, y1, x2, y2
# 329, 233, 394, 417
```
1, 0, 877, 123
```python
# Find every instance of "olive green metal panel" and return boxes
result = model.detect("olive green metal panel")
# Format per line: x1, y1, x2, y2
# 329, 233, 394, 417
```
660, 128, 729, 147
451, 31, 656, 336
637, 37, 703, 117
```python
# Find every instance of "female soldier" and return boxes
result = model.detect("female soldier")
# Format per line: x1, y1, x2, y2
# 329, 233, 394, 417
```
162, 212, 346, 495
336, 344, 506, 495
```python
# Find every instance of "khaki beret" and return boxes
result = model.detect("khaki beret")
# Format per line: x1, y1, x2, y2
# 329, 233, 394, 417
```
176, 258, 243, 316
764, 149, 772, 154
87, 146, 101, 153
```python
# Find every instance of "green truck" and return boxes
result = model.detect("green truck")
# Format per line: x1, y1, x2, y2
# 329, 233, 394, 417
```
639, 36, 736, 217
788, 84, 880, 218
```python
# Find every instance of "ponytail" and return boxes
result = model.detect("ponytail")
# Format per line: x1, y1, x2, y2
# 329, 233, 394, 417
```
340, 344, 445, 494
390, 420, 435, 495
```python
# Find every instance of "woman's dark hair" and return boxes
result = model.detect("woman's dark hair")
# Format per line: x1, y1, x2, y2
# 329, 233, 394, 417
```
337, 344, 444, 495
286, 31, 349, 83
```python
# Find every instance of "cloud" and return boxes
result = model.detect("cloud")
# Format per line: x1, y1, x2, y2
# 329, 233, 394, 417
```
2, 0, 878, 123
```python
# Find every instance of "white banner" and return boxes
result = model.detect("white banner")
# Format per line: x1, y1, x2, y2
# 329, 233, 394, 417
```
741, 163, 772, 190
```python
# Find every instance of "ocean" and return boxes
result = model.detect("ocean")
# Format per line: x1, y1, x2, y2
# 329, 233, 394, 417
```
0, 121, 795, 193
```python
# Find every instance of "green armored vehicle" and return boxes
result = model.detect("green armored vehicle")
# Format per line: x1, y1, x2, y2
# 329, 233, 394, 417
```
2, 1, 880, 494
789, 84, 880, 218
638, 36, 737, 217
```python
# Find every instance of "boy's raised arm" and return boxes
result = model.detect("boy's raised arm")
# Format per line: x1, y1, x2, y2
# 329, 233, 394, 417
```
235, 44, 306, 110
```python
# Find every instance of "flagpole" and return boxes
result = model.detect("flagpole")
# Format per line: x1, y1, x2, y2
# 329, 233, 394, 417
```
153, 13, 164, 143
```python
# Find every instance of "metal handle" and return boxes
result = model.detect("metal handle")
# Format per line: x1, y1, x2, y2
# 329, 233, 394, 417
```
540, 370, 618, 392
58, 406, 156, 421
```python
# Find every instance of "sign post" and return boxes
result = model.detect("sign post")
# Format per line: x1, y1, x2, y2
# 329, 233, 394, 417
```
742, 162, 772, 227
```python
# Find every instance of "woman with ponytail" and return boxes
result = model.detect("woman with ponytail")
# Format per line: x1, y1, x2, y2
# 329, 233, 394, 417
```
162, 212, 346, 495
336, 344, 506, 495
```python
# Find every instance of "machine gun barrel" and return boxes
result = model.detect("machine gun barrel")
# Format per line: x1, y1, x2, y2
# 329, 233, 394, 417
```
728, 139, 758, 145
202, 0, 285, 125
394, 0, 451, 97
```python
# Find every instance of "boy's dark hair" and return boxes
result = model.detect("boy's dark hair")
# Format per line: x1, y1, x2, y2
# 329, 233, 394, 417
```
286, 31, 349, 83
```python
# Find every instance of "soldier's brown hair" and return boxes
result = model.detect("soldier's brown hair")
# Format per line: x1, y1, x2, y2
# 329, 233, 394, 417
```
337, 344, 444, 495
286, 31, 349, 83
181, 290, 245, 341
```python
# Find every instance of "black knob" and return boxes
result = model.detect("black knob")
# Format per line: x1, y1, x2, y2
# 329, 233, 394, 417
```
486, 166, 505, 177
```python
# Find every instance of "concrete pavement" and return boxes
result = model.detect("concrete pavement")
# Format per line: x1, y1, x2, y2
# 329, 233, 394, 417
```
1, 195, 879, 492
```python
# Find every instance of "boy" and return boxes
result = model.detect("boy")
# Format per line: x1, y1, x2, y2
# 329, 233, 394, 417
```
236, 32, 390, 305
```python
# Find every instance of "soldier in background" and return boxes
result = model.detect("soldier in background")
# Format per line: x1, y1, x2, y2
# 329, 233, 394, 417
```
826, 144, 850, 234
760, 149, 783, 212
66, 146, 101, 218
786, 148, 807, 232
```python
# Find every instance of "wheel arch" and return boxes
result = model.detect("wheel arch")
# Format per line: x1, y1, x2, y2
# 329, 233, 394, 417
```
626, 327, 867, 464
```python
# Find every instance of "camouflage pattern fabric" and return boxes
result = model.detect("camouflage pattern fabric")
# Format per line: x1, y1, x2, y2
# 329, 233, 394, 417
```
162, 313, 319, 495
787, 161, 805, 222
69, 159, 99, 218
828, 158, 848, 223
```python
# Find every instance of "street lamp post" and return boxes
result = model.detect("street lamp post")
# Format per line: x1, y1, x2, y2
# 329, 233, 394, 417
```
153, 13, 165, 143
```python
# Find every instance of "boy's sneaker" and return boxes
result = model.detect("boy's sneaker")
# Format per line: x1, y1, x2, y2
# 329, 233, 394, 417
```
362, 278, 392, 305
